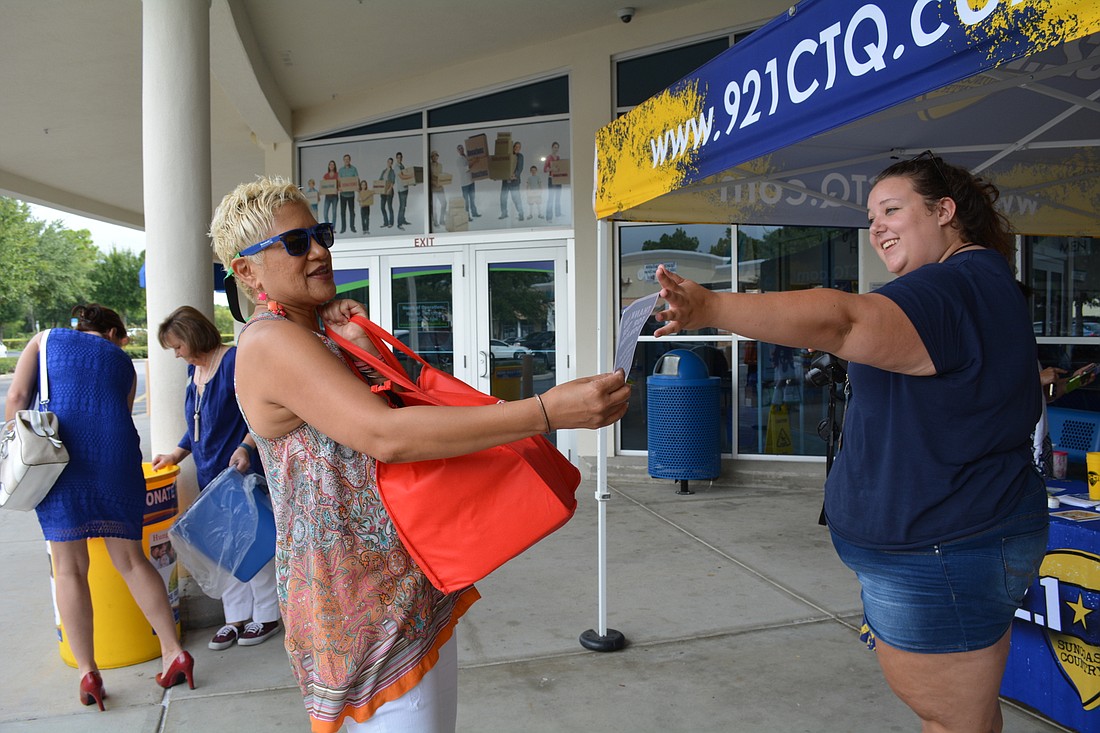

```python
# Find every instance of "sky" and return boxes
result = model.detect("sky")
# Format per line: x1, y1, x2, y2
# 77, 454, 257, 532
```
25, 202, 147, 256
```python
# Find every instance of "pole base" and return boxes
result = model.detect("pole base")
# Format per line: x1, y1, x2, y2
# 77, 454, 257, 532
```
676, 479, 694, 495
579, 628, 626, 652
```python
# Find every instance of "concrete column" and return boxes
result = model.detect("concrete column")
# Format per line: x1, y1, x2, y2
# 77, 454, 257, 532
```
142, 0, 212, 502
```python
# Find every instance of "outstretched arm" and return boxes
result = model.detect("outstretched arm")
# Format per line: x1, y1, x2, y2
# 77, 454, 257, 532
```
236, 318, 631, 463
653, 265, 934, 376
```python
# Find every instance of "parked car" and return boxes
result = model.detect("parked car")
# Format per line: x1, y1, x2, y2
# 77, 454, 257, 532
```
490, 339, 533, 360
518, 331, 555, 351
516, 331, 554, 369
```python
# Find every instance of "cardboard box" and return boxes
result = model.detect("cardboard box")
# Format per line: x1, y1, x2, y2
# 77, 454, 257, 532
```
399, 166, 424, 185
465, 133, 488, 160
447, 196, 466, 209
357, 190, 375, 206
338, 176, 359, 192
446, 208, 469, 226
549, 158, 571, 186
320, 179, 338, 196
446, 219, 469, 232
468, 155, 489, 181
494, 137, 514, 157
489, 155, 515, 181
371, 178, 389, 193
432, 172, 453, 186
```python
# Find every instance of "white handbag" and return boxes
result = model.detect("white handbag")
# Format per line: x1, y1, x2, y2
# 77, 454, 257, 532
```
0, 330, 70, 510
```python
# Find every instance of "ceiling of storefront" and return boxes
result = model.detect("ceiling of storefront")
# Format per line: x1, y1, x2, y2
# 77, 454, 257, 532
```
0, 0, 694, 231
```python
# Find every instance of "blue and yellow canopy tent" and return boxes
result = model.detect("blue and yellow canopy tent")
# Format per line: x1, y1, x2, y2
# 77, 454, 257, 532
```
582, 0, 1100, 649
596, 0, 1099, 234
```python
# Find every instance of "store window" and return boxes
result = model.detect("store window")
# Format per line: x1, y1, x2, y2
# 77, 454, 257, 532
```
1026, 235, 1100, 412
617, 224, 733, 453
428, 118, 572, 234
737, 225, 858, 458
616, 223, 859, 458
428, 76, 568, 127
297, 77, 569, 237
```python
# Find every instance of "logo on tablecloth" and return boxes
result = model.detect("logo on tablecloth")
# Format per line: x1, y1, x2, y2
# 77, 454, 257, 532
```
1016, 548, 1100, 709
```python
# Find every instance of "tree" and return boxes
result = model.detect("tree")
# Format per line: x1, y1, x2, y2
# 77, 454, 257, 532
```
90, 248, 146, 325
710, 232, 732, 258
214, 305, 235, 341
27, 222, 98, 328
488, 271, 549, 338
0, 198, 40, 335
641, 227, 701, 252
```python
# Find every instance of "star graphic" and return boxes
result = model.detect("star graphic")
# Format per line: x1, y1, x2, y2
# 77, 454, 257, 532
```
1066, 593, 1094, 628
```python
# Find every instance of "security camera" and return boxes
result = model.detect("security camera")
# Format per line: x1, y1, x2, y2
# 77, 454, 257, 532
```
617, 7, 635, 23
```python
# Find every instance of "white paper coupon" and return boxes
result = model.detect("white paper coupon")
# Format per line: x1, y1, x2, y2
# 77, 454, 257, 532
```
614, 292, 661, 375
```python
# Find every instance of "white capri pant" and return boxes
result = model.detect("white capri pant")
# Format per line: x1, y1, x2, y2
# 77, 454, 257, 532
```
221, 557, 279, 624
344, 633, 458, 733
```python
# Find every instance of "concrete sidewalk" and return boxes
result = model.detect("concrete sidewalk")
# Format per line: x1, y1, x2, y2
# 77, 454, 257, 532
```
0, 446, 1070, 732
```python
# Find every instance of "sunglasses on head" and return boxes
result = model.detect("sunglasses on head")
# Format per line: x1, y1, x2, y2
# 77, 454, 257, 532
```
236, 222, 335, 258
910, 149, 951, 191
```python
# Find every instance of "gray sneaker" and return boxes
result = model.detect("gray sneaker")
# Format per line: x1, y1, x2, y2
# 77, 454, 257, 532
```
238, 620, 280, 646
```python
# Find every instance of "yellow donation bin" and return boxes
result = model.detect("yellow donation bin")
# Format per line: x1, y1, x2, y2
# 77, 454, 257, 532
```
50, 463, 182, 668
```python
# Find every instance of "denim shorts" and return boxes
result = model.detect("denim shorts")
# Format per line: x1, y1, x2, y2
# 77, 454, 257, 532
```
831, 486, 1049, 653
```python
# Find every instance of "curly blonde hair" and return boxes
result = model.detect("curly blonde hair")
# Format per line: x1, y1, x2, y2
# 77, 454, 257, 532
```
209, 176, 309, 298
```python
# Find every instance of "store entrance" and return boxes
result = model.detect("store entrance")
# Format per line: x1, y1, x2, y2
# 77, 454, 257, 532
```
333, 240, 571, 451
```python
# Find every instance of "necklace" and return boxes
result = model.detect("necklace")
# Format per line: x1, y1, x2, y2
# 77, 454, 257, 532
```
192, 345, 228, 442
943, 243, 983, 260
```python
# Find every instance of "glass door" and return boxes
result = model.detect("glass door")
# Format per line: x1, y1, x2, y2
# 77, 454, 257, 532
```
474, 246, 568, 442
380, 252, 467, 385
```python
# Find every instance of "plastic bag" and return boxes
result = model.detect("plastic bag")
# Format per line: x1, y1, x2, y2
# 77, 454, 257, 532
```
168, 467, 273, 598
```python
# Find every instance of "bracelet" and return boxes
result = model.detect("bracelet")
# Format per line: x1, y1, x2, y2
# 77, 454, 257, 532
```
238, 442, 251, 452
534, 393, 552, 433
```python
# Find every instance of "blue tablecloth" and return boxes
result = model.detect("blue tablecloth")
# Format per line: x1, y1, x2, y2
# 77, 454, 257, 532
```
1000, 479, 1100, 729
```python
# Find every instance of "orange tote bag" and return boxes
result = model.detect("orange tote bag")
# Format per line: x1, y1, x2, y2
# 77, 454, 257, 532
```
326, 315, 580, 593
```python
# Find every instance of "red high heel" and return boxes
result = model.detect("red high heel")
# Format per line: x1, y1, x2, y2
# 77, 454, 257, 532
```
79, 670, 106, 711
155, 650, 196, 690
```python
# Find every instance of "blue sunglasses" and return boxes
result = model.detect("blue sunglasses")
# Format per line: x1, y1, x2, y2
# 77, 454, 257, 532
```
237, 222, 335, 258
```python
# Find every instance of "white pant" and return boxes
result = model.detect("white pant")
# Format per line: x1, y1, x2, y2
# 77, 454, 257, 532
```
344, 633, 458, 733
221, 557, 279, 624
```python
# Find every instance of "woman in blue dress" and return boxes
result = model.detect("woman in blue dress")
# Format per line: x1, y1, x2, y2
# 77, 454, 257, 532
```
152, 305, 280, 651
4, 304, 194, 711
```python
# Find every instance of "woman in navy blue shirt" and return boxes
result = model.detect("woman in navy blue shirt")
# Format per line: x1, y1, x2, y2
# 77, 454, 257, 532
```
654, 153, 1046, 733
152, 306, 281, 651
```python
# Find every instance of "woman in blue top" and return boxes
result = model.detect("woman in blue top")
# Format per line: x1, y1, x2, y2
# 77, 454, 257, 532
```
5, 304, 193, 710
654, 153, 1047, 733
152, 306, 280, 651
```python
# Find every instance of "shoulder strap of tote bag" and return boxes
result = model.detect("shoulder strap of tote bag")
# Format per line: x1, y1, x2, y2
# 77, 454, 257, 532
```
38, 329, 52, 409
323, 317, 437, 402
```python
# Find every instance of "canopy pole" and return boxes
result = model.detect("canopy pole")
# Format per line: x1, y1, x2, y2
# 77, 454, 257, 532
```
580, 215, 625, 653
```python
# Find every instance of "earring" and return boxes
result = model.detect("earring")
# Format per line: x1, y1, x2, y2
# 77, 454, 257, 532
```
256, 290, 285, 317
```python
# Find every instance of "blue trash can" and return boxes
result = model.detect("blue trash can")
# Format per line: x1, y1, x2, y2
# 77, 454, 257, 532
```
647, 349, 720, 494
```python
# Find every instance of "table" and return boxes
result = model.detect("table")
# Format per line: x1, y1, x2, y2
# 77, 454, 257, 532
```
1000, 479, 1100, 731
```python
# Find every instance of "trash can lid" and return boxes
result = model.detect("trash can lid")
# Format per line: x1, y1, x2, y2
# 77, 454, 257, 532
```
143, 462, 180, 481
652, 349, 711, 380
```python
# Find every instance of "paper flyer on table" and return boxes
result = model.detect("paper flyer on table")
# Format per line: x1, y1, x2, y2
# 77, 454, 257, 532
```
614, 292, 660, 375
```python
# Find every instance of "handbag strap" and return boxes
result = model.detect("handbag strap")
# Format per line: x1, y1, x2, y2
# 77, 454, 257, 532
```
38, 329, 52, 409
324, 317, 438, 403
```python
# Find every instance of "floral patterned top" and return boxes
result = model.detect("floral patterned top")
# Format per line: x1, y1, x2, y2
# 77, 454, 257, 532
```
238, 312, 478, 733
